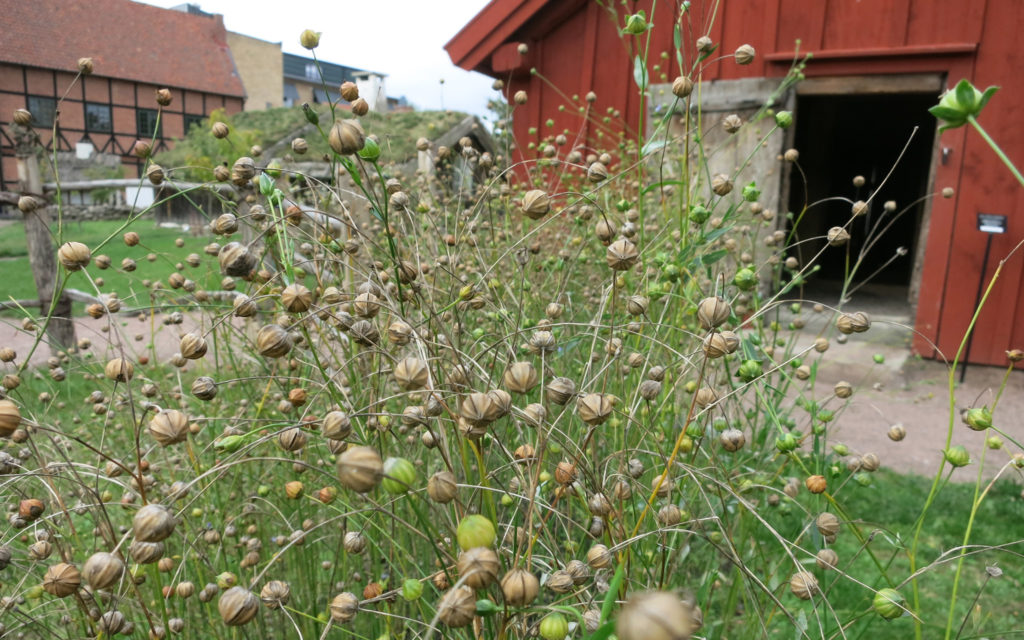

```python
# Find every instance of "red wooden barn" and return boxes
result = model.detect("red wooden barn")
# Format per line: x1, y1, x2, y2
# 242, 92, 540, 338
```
446, 0, 1024, 367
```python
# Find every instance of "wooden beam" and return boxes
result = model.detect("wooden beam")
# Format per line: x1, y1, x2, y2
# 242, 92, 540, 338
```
795, 72, 945, 95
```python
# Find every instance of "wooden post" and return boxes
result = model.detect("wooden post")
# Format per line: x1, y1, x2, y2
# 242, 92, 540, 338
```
11, 123, 76, 353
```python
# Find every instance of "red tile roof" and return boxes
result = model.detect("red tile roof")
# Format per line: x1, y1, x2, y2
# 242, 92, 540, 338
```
0, 0, 245, 97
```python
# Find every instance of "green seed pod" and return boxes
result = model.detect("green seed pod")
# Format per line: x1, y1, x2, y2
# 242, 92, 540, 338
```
944, 445, 970, 468
540, 612, 569, 640
402, 578, 423, 601
381, 457, 417, 494
872, 588, 906, 620
963, 407, 993, 431
456, 515, 496, 551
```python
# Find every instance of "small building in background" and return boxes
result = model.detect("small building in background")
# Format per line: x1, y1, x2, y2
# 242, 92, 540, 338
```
225, 32, 284, 111
0, 0, 246, 191
447, 0, 1024, 367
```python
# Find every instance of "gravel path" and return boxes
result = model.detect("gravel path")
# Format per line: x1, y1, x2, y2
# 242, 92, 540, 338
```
1, 307, 1021, 481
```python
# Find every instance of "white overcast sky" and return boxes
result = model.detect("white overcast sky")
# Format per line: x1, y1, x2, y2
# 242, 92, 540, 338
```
134, 0, 496, 117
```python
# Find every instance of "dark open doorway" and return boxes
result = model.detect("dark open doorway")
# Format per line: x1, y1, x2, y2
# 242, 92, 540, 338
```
786, 91, 937, 305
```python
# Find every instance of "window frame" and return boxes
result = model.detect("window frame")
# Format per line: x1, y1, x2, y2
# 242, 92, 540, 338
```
26, 96, 57, 128
84, 102, 113, 133
136, 108, 162, 138
183, 114, 205, 132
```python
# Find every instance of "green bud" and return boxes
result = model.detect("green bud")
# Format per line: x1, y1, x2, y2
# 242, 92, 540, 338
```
775, 110, 793, 128
475, 598, 500, 617
873, 353, 885, 364
854, 472, 872, 487
742, 181, 761, 202
986, 435, 1003, 450
299, 29, 321, 50
215, 434, 246, 453
265, 159, 282, 179
382, 457, 417, 494
456, 514, 496, 550
818, 410, 835, 423
401, 578, 423, 601
358, 138, 381, 162
737, 359, 762, 382
623, 11, 648, 34
216, 571, 237, 590
689, 204, 710, 224
873, 588, 906, 620
776, 432, 798, 453
734, 268, 757, 291
930, 79, 999, 131
302, 103, 319, 126
963, 407, 992, 431
832, 443, 849, 456
944, 445, 971, 467
539, 613, 569, 640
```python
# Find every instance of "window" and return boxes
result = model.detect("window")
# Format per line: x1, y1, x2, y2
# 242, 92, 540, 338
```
184, 114, 204, 132
85, 103, 112, 133
27, 96, 56, 127
137, 108, 162, 138
305, 63, 318, 80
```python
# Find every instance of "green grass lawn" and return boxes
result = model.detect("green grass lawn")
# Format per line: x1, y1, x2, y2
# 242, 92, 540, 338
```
0, 219, 223, 312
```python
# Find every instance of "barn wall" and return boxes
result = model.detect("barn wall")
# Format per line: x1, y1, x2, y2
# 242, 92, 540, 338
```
466, 0, 1022, 366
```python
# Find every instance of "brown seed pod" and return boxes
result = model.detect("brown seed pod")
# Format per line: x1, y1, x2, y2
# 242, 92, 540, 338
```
616, 591, 697, 640
888, 423, 906, 441
42, 562, 81, 598
487, 389, 512, 421
336, 446, 383, 493
427, 471, 458, 503
457, 547, 500, 588
672, 75, 694, 98
0, 399, 20, 437
521, 190, 551, 220
328, 119, 365, 155
694, 387, 719, 408
816, 548, 839, 570
719, 428, 746, 452
343, 531, 366, 553
587, 161, 608, 182
351, 97, 369, 116
340, 81, 359, 102
587, 543, 613, 569
218, 242, 257, 277
328, 591, 359, 624
349, 319, 379, 346
734, 43, 756, 64
179, 333, 207, 360
461, 392, 495, 427
19, 498, 44, 520
833, 381, 853, 399
155, 88, 172, 105
547, 569, 574, 593
860, 452, 881, 472
789, 571, 818, 599
501, 568, 539, 607
281, 283, 312, 313
13, 108, 33, 126
218, 586, 259, 626
702, 330, 739, 358
146, 164, 165, 185
58, 242, 91, 271
98, 611, 126, 635
504, 361, 538, 394
554, 460, 577, 485
697, 296, 731, 329
711, 174, 732, 196
322, 411, 352, 440
437, 586, 476, 627
191, 376, 217, 401
211, 122, 229, 138
230, 156, 255, 186
805, 475, 827, 494
394, 357, 430, 390
149, 410, 189, 447
82, 552, 125, 590
256, 324, 292, 358
133, 504, 176, 542
836, 311, 871, 334
577, 393, 613, 425
827, 226, 851, 247
103, 357, 134, 382
278, 428, 308, 452
545, 377, 576, 405
606, 238, 639, 271
260, 580, 290, 609
816, 512, 840, 538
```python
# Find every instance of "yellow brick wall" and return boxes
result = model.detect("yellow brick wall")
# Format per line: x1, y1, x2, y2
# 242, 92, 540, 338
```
226, 32, 283, 110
